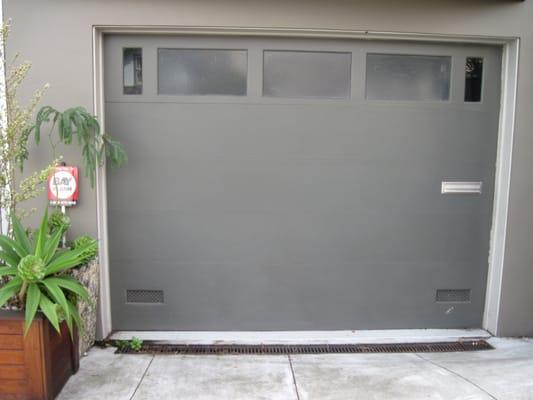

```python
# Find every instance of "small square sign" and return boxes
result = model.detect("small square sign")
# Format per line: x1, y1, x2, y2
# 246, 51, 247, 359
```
48, 166, 79, 206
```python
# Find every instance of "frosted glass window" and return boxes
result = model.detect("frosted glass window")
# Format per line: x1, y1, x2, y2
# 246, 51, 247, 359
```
123, 48, 142, 95
366, 54, 451, 101
263, 51, 351, 98
158, 49, 247, 95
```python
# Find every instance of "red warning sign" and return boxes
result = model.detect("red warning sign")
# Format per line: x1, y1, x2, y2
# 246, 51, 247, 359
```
48, 166, 79, 206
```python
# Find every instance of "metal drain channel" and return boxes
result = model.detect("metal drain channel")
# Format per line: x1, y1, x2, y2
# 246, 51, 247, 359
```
115, 340, 493, 355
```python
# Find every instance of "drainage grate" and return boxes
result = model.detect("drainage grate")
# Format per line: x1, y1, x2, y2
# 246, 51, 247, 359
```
126, 289, 164, 304
115, 340, 492, 355
436, 289, 471, 303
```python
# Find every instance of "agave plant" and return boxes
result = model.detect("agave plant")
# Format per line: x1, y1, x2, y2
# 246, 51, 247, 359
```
73, 235, 98, 265
48, 210, 71, 235
0, 209, 96, 335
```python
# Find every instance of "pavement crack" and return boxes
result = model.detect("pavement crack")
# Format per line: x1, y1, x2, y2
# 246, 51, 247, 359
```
288, 354, 301, 400
130, 355, 155, 400
415, 353, 498, 400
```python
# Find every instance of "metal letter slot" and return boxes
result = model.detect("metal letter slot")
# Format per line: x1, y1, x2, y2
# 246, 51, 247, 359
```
441, 181, 482, 194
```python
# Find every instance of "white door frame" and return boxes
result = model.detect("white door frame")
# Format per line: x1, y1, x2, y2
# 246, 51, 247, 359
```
92, 26, 519, 339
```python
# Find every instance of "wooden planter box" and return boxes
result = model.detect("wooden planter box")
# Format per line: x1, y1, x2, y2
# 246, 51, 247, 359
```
0, 310, 79, 400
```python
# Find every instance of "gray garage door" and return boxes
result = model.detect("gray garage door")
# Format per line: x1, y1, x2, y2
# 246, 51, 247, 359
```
104, 35, 501, 331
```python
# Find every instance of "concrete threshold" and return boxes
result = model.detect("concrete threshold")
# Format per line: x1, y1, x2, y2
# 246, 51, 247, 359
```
109, 329, 490, 345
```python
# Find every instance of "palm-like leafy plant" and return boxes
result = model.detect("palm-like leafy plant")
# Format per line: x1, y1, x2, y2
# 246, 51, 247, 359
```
0, 209, 96, 335
28, 106, 128, 187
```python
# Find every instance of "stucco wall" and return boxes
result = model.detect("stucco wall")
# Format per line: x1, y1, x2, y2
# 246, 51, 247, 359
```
4, 0, 532, 336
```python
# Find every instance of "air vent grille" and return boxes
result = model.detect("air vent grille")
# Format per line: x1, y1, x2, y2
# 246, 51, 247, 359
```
436, 289, 471, 303
126, 289, 164, 304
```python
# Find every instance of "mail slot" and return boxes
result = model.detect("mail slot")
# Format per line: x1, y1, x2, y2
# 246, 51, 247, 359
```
441, 181, 482, 194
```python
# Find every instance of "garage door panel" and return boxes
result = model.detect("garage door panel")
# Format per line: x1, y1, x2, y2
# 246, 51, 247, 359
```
110, 207, 484, 271
107, 102, 497, 164
111, 259, 483, 330
105, 36, 500, 330
106, 144, 493, 217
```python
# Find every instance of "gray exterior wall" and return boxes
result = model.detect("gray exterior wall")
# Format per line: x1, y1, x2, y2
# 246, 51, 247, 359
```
4, 0, 533, 336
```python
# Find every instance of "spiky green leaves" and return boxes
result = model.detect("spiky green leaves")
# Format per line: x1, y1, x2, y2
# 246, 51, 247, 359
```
0, 277, 22, 309
48, 211, 71, 235
24, 283, 40, 334
73, 235, 98, 265
18, 255, 46, 282
0, 209, 92, 335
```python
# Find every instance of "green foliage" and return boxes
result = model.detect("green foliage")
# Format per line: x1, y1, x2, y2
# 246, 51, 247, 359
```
130, 337, 143, 352
73, 235, 98, 265
48, 210, 71, 235
114, 339, 129, 352
0, 22, 57, 234
114, 337, 143, 352
17, 254, 45, 282
28, 106, 127, 187
0, 23, 126, 234
0, 209, 96, 335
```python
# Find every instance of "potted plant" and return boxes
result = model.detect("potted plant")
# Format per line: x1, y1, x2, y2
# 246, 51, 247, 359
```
0, 23, 126, 399
47, 210, 100, 357
0, 209, 96, 399
46, 211, 100, 356
69, 236, 99, 356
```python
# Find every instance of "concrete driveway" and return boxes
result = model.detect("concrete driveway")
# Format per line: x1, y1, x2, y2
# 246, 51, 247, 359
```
58, 337, 533, 400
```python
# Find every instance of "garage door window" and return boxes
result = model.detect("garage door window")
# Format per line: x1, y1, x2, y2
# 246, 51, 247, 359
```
465, 57, 483, 102
263, 51, 352, 98
158, 49, 247, 95
366, 54, 451, 101
123, 48, 143, 95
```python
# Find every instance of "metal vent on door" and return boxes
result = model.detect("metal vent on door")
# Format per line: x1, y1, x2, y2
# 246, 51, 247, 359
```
126, 290, 164, 304
436, 289, 471, 303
